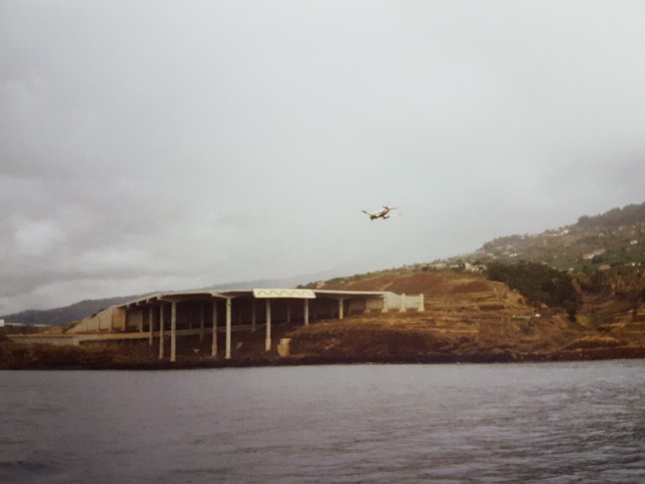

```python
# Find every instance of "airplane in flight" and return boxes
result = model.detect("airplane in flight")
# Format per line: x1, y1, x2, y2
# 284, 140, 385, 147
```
362, 205, 397, 221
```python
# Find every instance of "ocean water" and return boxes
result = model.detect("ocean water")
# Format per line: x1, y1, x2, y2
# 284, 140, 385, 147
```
1, 361, 644, 483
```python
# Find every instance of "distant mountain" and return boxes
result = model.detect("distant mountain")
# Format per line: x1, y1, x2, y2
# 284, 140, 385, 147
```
442, 201, 645, 272
1, 295, 150, 327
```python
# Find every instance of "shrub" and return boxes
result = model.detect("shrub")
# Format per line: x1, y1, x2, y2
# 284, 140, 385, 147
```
486, 261, 581, 320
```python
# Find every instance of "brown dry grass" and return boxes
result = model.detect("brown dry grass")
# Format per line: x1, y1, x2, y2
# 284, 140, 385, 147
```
286, 271, 636, 361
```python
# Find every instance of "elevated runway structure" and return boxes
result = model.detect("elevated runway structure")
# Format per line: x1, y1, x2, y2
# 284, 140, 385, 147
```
62, 288, 424, 361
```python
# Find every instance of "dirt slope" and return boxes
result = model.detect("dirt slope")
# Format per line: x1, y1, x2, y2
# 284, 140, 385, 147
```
286, 272, 644, 362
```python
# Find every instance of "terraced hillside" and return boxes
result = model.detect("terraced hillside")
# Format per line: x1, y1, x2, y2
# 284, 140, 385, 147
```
287, 272, 645, 362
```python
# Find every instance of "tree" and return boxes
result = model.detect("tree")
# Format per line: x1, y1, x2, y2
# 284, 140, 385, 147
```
614, 269, 645, 322
486, 261, 582, 320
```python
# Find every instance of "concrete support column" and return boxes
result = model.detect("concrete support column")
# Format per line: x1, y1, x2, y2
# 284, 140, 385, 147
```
304, 299, 309, 326
225, 298, 232, 360
170, 301, 177, 363
265, 299, 272, 352
364, 299, 371, 314
211, 301, 218, 357
338, 298, 345, 320
199, 303, 205, 341
159, 305, 165, 360
418, 293, 425, 312
400, 293, 407, 313
148, 307, 154, 346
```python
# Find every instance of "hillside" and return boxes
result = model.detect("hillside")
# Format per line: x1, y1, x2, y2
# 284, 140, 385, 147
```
285, 271, 645, 362
443, 201, 645, 273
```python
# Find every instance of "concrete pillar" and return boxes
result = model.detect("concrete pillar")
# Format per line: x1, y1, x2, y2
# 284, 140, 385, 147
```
418, 293, 425, 312
277, 338, 291, 357
338, 298, 344, 320
304, 299, 309, 326
400, 293, 407, 313
199, 303, 205, 341
170, 301, 177, 363
225, 298, 232, 360
364, 298, 371, 314
265, 299, 272, 352
251, 301, 257, 332
211, 301, 218, 357
148, 307, 154, 346
159, 304, 165, 360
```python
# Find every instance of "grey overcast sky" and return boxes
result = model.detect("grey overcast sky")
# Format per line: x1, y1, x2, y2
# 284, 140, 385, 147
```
2, 1, 645, 315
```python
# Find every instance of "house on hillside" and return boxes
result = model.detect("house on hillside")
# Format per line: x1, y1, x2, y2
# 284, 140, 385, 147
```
583, 248, 606, 261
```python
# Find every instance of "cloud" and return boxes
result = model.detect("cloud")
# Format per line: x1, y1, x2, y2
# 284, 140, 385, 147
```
13, 219, 66, 257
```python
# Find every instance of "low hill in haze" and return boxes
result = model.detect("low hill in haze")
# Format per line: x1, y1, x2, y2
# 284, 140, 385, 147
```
1, 295, 149, 327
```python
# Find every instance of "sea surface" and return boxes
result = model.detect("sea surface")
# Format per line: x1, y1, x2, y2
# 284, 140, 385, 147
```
1, 361, 644, 483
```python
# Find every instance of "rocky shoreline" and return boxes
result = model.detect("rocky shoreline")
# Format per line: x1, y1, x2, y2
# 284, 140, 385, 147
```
2, 339, 644, 371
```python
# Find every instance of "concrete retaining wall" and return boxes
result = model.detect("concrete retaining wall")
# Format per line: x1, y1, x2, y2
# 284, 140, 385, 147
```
67, 306, 126, 333
9, 335, 83, 346
382, 292, 424, 312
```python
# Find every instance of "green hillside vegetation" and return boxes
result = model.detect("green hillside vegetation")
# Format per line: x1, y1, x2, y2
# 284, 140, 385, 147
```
460, 202, 645, 273
486, 261, 581, 321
